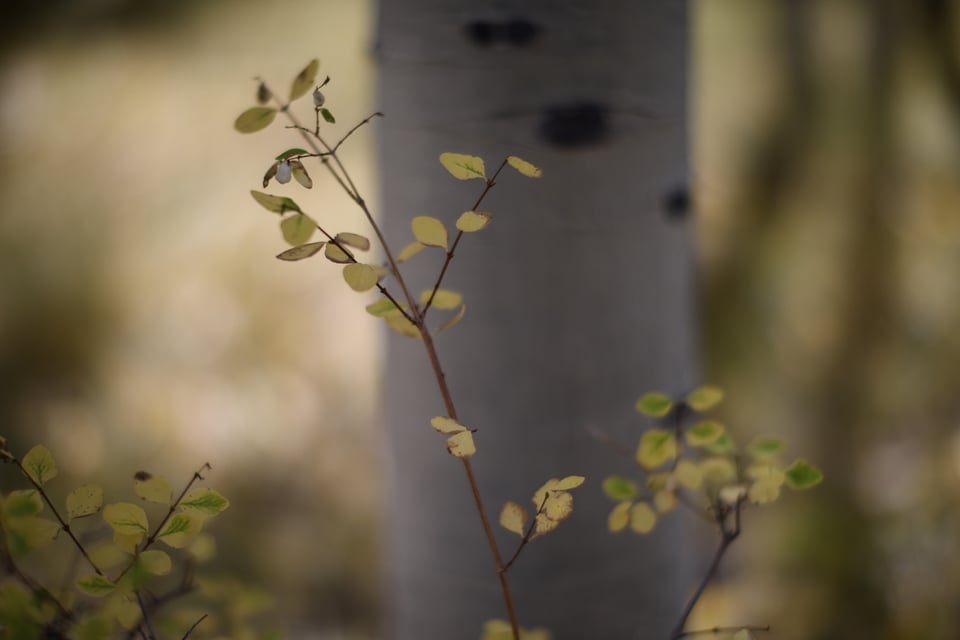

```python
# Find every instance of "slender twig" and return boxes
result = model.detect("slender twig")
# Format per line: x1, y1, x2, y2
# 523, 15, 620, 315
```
263, 81, 523, 639
181, 614, 208, 639
421, 159, 509, 319
503, 494, 550, 572
135, 591, 157, 640
670, 499, 744, 639
677, 625, 770, 637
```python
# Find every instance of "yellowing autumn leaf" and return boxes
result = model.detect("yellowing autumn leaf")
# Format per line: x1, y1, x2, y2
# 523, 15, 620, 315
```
22, 445, 58, 487
630, 502, 657, 534
133, 473, 171, 505
456, 211, 492, 232
506, 155, 542, 178
420, 289, 463, 310
608, 501, 631, 532
411, 216, 449, 249
499, 500, 528, 536
439, 152, 486, 180
636, 429, 677, 469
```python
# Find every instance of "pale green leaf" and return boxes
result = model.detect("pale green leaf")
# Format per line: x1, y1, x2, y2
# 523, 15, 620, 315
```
22, 445, 58, 487
365, 298, 403, 317
250, 190, 301, 214
675, 459, 703, 490
748, 479, 782, 504
277, 241, 325, 261
180, 489, 230, 516
506, 155, 542, 178
608, 501, 631, 532
455, 210, 492, 232
156, 512, 200, 549
705, 433, 736, 454
324, 242, 354, 264
234, 107, 276, 133
551, 475, 585, 491
66, 484, 104, 520
103, 503, 148, 536
749, 436, 784, 459
2, 489, 43, 519
290, 161, 313, 188
280, 213, 315, 246
76, 575, 116, 597
685, 420, 725, 446
343, 263, 385, 292
138, 550, 172, 576
396, 241, 425, 262
636, 429, 677, 469
439, 152, 486, 180
411, 216, 449, 249
700, 457, 738, 485
383, 309, 421, 338
420, 288, 462, 310
289, 59, 319, 101
635, 392, 674, 418
653, 490, 677, 513
432, 304, 466, 335
498, 500, 527, 536
334, 232, 371, 251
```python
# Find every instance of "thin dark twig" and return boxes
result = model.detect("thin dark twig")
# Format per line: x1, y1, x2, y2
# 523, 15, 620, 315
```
503, 494, 550, 572
181, 614, 209, 639
135, 591, 157, 640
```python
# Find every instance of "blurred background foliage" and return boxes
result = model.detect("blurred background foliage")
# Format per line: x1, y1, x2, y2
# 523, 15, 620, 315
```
0, 1, 958, 639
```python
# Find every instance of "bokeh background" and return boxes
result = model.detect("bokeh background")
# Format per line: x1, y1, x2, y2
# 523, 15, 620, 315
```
2, 1, 959, 639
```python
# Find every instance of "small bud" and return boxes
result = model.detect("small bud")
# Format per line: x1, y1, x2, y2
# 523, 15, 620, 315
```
276, 160, 292, 184
256, 82, 271, 104
312, 87, 325, 108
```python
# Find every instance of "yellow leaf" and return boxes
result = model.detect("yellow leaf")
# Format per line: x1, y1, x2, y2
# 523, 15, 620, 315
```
746, 462, 785, 485
439, 152, 486, 180
411, 216, 449, 249
396, 241, 425, 262
187, 532, 217, 563
22, 445, 58, 487
419, 288, 462, 310
343, 263, 385, 292
280, 213, 315, 246
88, 543, 129, 569
430, 416, 466, 434
636, 429, 677, 469
507, 155, 543, 178
685, 420, 725, 446
234, 107, 277, 134
432, 304, 467, 336
630, 502, 657, 534
66, 484, 104, 520
133, 473, 170, 505
455, 210, 492, 232
748, 479, 781, 505
445, 430, 476, 458
138, 550, 172, 576
700, 457, 738, 485
653, 490, 677, 513
103, 503, 148, 536
675, 460, 703, 490
383, 309, 421, 338
684, 385, 724, 411
542, 491, 573, 521
499, 501, 528, 536
113, 531, 142, 554
552, 475, 586, 490
608, 501, 631, 532
532, 512, 560, 538
719, 484, 749, 505
2, 489, 43, 519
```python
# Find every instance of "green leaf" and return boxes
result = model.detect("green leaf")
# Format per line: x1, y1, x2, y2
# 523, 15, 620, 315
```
290, 161, 313, 188
636, 429, 677, 469
685, 385, 724, 411
506, 155, 542, 178
705, 433, 736, 454
289, 59, 320, 101
2, 490, 43, 519
103, 503, 149, 536
383, 309, 420, 338
685, 420, 725, 446
420, 289, 462, 310
76, 575, 116, 598
439, 152, 486, 180
22, 445, 58, 487
498, 501, 527, 536
635, 392, 674, 418
133, 473, 170, 505
342, 263, 385, 292
784, 459, 823, 490
675, 460, 703, 490
280, 213, 315, 246
250, 190, 301, 214
602, 476, 639, 501
320, 108, 336, 124
411, 216, 449, 249
156, 512, 200, 549
397, 241, 425, 262
630, 502, 657, 534
455, 210, 492, 232
180, 488, 230, 516
234, 107, 277, 133
66, 485, 104, 520
749, 436, 784, 459
275, 148, 309, 160
334, 232, 371, 251
276, 241, 325, 261
4, 516, 59, 555
324, 242, 354, 264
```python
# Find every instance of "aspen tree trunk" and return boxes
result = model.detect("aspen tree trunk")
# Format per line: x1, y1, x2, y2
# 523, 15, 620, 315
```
376, 3, 696, 638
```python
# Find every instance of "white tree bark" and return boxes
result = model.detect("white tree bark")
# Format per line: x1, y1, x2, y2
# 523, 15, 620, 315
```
377, 2, 696, 638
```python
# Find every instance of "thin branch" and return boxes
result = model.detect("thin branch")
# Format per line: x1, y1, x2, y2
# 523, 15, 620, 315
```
135, 591, 157, 640
503, 494, 549, 572
181, 614, 208, 639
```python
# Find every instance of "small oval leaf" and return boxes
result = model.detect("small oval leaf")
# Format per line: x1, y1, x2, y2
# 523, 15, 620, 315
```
498, 501, 528, 536
276, 241, 325, 261
324, 242, 354, 264
280, 213, 316, 246
66, 485, 104, 520
334, 232, 371, 251
22, 445, 58, 487
439, 152, 487, 180
234, 107, 277, 133
411, 216, 449, 249
635, 392, 674, 418
506, 155, 542, 178
455, 211, 492, 232
290, 59, 320, 102
342, 263, 384, 292
103, 503, 149, 536
250, 190, 301, 214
